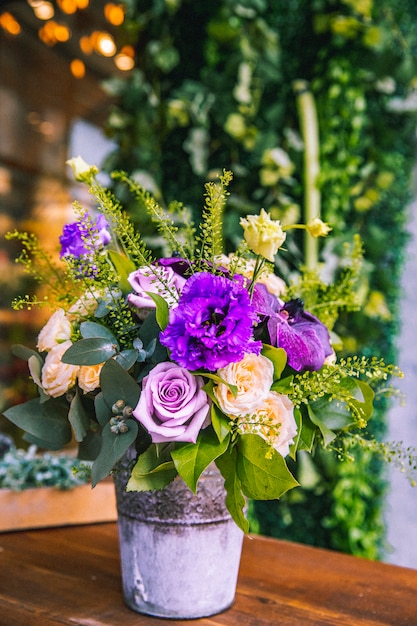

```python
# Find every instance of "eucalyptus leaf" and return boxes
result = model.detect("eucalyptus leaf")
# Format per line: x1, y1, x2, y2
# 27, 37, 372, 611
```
80, 321, 118, 343
100, 358, 141, 410
27, 354, 49, 402
236, 434, 299, 500
3, 397, 72, 449
12, 344, 42, 361
62, 338, 118, 366
91, 419, 138, 486
127, 445, 177, 491
78, 428, 102, 461
68, 390, 91, 442
115, 349, 139, 370
171, 426, 230, 493
94, 391, 112, 427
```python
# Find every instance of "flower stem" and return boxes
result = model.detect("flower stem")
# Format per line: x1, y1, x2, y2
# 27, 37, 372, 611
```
294, 80, 321, 269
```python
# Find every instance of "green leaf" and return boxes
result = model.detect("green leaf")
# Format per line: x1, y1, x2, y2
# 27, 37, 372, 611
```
171, 426, 230, 493
236, 434, 299, 500
293, 408, 316, 454
127, 445, 177, 491
3, 397, 72, 448
80, 321, 118, 343
94, 392, 112, 427
216, 449, 249, 533
261, 344, 287, 380
62, 338, 118, 365
210, 402, 231, 443
100, 358, 140, 409
78, 428, 102, 461
115, 349, 139, 370
91, 419, 138, 486
12, 343, 41, 361
351, 379, 374, 423
146, 292, 169, 330
108, 250, 137, 294
27, 355, 49, 402
68, 390, 91, 442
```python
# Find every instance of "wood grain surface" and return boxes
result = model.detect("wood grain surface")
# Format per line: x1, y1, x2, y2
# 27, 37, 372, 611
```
0, 523, 416, 625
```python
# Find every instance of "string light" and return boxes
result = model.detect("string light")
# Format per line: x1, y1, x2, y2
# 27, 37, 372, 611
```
3, 1, 134, 75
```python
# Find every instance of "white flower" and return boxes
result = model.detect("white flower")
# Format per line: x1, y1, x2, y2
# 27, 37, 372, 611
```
78, 363, 104, 393
214, 353, 274, 417
37, 309, 72, 352
41, 341, 79, 398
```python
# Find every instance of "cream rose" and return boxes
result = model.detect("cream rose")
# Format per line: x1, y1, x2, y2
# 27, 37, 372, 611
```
41, 340, 79, 398
240, 209, 286, 262
78, 362, 104, 393
67, 290, 102, 320
37, 309, 72, 353
214, 353, 274, 417
246, 392, 297, 457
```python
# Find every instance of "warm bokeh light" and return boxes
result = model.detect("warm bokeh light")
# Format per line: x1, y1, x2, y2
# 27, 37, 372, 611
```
104, 3, 125, 26
0, 12, 21, 35
93, 31, 116, 56
57, 0, 78, 14
120, 44, 134, 57
33, 2, 55, 20
114, 53, 134, 71
38, 21, 71, 45
79, 35, 93, 54
70, 58, 86, 78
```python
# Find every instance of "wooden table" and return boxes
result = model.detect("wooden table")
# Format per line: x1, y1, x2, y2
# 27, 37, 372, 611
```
0, 523, 416, 625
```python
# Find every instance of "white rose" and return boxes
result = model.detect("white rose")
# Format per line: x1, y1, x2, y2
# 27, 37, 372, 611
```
37, 309, 72, 352
78, 362, 104, 393
240, 392, 297, 457
214, 353, 274, 417
41, 340, 79, 398
67, 290, 101, 320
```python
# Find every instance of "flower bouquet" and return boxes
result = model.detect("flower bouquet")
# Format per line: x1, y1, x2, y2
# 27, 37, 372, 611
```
2, 157, 405, 616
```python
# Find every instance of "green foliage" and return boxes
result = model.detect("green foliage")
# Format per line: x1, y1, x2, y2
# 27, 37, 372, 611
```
0, 446, 90, 491
103, 0, 417, 557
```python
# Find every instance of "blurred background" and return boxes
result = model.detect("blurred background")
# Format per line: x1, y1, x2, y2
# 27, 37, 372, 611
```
1, 0, 416, 566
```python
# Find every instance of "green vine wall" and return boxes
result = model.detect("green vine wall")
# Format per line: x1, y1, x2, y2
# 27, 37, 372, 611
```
103, 0, 417, 558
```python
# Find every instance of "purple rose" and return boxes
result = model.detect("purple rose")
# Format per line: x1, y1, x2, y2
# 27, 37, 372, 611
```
59, 214, 111, 259
127, 264, 187, 311
133, 362, 211, 443
160, 272, 262, 371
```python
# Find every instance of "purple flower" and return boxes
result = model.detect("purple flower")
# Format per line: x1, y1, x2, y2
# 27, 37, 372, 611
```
59, 215, 111, 259
253, 286, 332, 372
127, 264, 186, 311
160, 272, 262, 371
133, 362, 211, 443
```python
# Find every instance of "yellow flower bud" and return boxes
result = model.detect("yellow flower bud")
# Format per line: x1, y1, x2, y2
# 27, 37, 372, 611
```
240, 209, 286, 262
306, 218, 332, 238
66, 156, 99, 183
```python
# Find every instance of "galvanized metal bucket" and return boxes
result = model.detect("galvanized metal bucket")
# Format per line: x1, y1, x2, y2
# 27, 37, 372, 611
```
113, 462, 244, 619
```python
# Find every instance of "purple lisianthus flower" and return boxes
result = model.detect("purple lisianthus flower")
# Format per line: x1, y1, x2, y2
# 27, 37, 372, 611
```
59, 214, 111, 259
133, 362, 211, 443
253, 285, 332, 372
127, 263, 186, 311
160, 272, 262, 371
